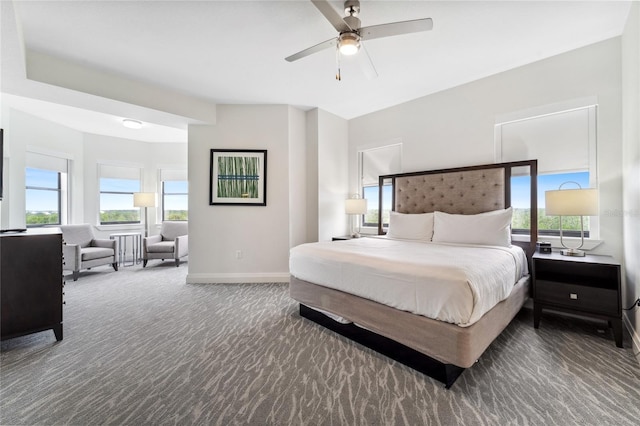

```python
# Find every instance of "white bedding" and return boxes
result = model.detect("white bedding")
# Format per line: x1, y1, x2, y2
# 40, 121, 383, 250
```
289, 237, 528, 327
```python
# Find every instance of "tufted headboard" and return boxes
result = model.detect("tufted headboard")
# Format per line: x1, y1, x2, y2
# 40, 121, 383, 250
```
378, 160, 538, 256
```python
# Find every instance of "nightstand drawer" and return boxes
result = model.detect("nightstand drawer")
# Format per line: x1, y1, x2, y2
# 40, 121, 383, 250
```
535, 280, 618, 315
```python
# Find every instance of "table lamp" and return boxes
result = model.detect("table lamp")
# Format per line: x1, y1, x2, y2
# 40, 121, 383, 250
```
345, 196, 367, 238
545, 182, 598, 257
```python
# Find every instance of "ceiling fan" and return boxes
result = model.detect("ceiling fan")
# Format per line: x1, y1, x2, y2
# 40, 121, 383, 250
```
285, 0, 433, 79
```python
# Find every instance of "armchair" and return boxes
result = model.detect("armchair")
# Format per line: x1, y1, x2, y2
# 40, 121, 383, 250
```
142, 221, 188, 267
59, 224, 118, 281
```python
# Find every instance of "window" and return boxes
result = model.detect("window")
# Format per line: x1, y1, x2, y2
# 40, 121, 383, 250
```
362, 184, 393, 228
359, 144, 402, 229
25, 151, 69, 227
511, 171, 591, 237
162, 180, 188, 220
496, 104, 597, 237
99, 164, 141, 225
26, 168, 62, 226
159, 169, 188, 221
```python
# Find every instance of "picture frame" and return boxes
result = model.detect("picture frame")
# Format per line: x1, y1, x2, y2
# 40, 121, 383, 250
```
209, 149, 267, 206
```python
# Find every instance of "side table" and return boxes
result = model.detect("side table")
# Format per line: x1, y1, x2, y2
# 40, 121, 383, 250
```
532, 251, 622, 348
110, 232, 142, 267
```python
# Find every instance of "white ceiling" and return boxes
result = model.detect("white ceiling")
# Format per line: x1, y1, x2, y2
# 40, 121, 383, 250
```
0, 0, 632, 142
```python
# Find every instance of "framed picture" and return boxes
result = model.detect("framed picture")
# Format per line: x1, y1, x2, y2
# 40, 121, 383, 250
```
209, 149, 267, 206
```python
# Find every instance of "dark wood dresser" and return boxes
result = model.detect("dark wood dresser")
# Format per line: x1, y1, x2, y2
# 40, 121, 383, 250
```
1, 228, 64, 341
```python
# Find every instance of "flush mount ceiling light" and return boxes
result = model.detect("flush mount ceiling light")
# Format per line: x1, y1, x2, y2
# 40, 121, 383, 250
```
122, 119, 143, 129
338, 32, 360, 55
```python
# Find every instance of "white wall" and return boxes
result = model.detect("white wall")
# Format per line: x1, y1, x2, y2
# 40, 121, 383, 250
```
0, 107, 186, 239
305, 110, 319, 242
622, 1, 640, 362
186, 105, 302, 284
316, 109, 349, 242
348, 38, 623, 261
288, 106, 308, 248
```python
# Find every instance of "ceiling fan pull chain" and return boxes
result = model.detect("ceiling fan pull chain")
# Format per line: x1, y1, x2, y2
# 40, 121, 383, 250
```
335, 48, 342, 81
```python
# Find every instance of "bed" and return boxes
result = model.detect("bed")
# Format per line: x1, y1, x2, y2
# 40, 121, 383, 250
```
289, 160, 538, 387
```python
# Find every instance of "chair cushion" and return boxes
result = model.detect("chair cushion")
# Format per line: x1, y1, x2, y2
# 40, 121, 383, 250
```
81, 247, 114, 261
161, 221, 188, 241
61, 224, 95, 248
146, 241, 176, 253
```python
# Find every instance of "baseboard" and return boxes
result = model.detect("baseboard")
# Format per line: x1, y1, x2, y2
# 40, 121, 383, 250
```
623, 313, 640, 366
186, 272, 290, 284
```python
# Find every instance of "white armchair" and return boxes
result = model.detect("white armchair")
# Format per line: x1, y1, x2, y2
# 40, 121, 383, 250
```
142, 221, 188, 267
59, 224, 118, 281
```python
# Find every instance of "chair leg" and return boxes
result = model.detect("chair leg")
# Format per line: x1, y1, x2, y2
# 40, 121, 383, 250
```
143, 259, 148, 267
175, 259, 180, 267
73, 271, 79, 281
112, 263, 118, 271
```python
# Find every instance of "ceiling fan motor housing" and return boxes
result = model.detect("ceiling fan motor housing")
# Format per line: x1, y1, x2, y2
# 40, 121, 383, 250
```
344, 0, 360, 17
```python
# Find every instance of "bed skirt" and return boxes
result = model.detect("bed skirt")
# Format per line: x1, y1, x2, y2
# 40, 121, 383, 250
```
290, 275, 529, 383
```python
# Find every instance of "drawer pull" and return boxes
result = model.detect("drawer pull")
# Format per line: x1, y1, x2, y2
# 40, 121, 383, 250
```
570, 293, 578, 300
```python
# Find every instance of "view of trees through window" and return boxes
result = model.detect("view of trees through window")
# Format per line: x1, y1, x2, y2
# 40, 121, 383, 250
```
361, 171, 591, 236
25, 167, 62, 226
99, 177, 140, 224
362, 184, 392, 228
511, 171, 591, 235
26, 167, 188, 226
163, 180, 188, 221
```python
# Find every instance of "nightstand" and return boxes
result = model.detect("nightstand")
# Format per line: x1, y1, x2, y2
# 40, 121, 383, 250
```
332, 236, 354, 241
532, 252, 622, 347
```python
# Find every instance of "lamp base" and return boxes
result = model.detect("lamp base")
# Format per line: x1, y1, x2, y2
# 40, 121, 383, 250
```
561, 248, 586, 257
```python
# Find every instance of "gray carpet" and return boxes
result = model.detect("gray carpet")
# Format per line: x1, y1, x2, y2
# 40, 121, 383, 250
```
1, 262, 639, 426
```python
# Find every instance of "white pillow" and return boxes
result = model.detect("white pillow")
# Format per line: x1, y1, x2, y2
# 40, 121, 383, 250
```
432, 208, 513, 247
386, 211, 434, 241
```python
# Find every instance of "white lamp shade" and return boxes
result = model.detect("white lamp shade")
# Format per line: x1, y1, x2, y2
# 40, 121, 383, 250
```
345, 198, 367, 215
545, 188, 598, 216
133, 192, 157, 208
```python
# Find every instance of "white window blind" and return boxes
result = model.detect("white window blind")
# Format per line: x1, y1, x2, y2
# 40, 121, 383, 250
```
497, 106, 596, 174
26, 151, 68, 173
160, 169, 187, 181
361, 144, 402, 186
99, 164, 141, 180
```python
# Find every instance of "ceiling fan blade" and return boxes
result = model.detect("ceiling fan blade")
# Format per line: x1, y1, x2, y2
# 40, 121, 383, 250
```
358, 42, 378, 80
360, 18, 433, 41
285, 37, 337, 62
311, 0, 352, 33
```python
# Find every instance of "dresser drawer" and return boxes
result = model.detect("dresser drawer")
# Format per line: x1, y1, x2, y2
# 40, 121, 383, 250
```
535, 280, 619, 316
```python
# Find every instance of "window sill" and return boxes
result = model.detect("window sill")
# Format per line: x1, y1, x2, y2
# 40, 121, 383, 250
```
95, 224, 143, 232
512, 234, 603, 251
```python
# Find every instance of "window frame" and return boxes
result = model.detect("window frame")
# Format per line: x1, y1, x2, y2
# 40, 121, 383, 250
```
358, 143, 402, 232
25, 167, 62, 228
161, 179, 188, 221
98, 164, 142, 226
495, 102, 599, 241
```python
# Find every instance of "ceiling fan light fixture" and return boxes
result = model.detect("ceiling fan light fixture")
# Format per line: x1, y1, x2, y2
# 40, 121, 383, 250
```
338, 32, 360, 55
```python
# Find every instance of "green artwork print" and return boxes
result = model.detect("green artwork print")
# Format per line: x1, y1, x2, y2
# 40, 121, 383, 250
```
210, 149, 267, 206
217, 156, 260, 199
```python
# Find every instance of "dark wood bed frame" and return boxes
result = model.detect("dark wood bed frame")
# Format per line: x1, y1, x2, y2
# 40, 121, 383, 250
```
297, 160, 538, 388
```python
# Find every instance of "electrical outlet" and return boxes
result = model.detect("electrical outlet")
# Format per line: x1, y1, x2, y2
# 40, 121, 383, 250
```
235, 250, 243, 260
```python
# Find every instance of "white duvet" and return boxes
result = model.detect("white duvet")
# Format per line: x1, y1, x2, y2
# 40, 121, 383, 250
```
289, 237, 528, 327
